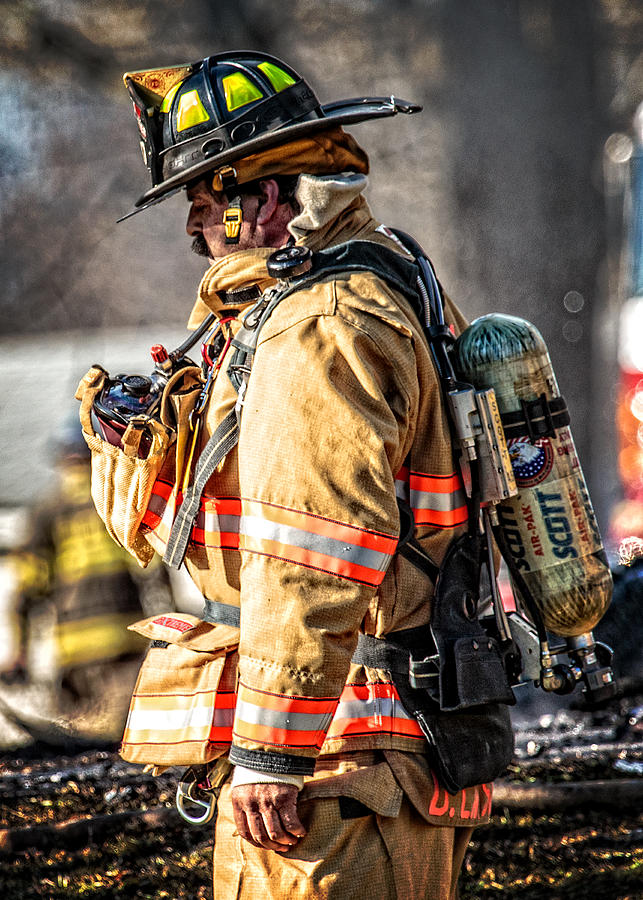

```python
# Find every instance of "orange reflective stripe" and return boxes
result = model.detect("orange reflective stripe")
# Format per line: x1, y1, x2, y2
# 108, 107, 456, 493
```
239, 499, 397, 587
326, 682, 424, 741
192, 496, 242, 549
410, 471, 462, 492
233, 682, 338, 750
414, 505, 469, 527
408, 469, 468, 529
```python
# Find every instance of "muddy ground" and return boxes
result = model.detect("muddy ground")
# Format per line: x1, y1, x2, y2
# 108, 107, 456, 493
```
0, 689, 642, 900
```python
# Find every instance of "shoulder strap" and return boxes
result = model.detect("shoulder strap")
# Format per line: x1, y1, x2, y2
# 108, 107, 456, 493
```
163, 239, 442, 570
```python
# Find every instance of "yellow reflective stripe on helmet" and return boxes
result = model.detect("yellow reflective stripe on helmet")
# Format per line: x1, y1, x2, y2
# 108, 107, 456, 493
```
222, 73, 263, 111
257, 62, 295, 93
160, 82, 182, 113
176, 89, 211, 131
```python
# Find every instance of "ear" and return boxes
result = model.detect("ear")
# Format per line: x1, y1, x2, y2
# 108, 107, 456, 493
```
255, 179, 281, 225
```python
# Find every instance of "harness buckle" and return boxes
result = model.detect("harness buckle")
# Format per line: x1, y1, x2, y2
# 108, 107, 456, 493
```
176, 770, 217, 826
175, 760, 232, 827
408, 654, 440, 689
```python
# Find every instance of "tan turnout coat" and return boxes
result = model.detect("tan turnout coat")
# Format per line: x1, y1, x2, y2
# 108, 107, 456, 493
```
139, 194, 492, 826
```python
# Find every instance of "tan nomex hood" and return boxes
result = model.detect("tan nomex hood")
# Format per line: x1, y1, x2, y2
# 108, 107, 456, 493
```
187, 173, 374, 326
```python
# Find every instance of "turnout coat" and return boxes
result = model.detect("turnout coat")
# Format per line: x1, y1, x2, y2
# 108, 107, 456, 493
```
137, 190, 492, 822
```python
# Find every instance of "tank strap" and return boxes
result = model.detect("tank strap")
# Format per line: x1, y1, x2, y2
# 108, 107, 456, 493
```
501, 393, 570, 441
396, 498, 440, 582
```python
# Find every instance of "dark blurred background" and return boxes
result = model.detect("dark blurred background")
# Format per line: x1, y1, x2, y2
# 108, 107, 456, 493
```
1, 0, 642, 541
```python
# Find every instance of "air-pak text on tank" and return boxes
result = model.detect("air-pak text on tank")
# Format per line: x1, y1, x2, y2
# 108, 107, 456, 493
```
521, 503, 544, 557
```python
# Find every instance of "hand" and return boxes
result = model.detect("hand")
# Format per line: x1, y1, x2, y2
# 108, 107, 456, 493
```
231, 782, 307, 852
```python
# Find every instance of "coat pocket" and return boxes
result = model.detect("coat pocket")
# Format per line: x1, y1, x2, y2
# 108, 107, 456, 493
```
75, 366, 174, 567
120, 612, 239, 767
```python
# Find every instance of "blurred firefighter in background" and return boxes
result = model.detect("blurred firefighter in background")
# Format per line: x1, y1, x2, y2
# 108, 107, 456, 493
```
5, 420, 174, 729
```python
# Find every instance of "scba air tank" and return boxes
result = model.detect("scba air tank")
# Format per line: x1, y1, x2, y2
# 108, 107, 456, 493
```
453, 313, 612, 637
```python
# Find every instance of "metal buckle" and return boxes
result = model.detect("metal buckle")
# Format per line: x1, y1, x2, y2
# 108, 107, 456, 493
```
176, 769, 217, 826
189, 365, 216, 429
217, 165, 238, 191
408, 654, 440, 689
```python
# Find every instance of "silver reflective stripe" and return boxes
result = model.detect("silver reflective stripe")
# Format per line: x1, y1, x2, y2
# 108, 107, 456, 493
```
333, 696, 414, 721
239, 515, 390, 572
410, 488, 467, 512
395, 479, 409, 501
235, 697, 334, 734
126, 705, 234, 732
201, 511, 241, 534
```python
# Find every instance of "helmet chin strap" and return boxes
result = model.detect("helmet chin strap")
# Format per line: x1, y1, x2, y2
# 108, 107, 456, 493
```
223, 196, 243, 244
217, 166, 243, 245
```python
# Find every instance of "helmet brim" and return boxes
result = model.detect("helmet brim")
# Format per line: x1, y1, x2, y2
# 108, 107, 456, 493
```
118, 96, 421, 222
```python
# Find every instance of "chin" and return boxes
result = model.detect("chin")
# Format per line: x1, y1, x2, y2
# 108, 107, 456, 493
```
191, 235, 212, 258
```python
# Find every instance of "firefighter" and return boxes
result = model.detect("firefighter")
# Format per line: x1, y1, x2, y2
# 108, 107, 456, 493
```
8, 422, 173, 728
111, 52, 509, 898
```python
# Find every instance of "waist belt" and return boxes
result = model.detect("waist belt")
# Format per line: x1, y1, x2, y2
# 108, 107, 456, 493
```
202, 599, 241, 628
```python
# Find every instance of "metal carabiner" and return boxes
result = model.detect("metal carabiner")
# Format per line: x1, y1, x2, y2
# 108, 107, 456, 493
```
176, 771, 217, 826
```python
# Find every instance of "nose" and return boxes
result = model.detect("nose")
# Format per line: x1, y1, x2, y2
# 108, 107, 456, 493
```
186, 203, 200, 236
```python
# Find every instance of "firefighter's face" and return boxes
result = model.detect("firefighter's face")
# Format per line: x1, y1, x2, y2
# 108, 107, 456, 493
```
186, 180, 260, 260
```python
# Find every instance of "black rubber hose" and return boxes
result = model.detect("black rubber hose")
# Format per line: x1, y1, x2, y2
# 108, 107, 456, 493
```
171, 313, 217, 360
491, 522, 549, 645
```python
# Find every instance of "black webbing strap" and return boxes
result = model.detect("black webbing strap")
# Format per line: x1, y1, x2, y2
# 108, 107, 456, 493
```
398, 540, 440, 583
501, 394, 570, 441
351, 633, 411, 675
396, 498, 440, 583
202, 598, 241, 628
351, 627, 438, 673
163, 408, 239, 569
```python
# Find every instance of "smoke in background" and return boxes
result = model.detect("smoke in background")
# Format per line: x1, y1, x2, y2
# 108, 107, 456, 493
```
1, 0, 642, 527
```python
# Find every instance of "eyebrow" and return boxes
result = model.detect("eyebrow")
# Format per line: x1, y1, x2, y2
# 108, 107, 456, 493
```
187, 187, 225, 204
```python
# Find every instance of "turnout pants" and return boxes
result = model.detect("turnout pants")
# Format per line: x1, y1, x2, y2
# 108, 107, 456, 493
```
212, 752, 478, 900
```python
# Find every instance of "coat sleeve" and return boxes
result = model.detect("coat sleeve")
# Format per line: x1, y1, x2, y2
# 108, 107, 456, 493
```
229, 289, 419, 775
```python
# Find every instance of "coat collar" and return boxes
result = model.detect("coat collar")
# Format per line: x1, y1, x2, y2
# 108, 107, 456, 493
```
187, 175, 380, 328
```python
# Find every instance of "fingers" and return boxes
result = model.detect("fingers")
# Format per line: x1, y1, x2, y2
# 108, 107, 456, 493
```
231, 783, 307, 852
278, 802, 307, 839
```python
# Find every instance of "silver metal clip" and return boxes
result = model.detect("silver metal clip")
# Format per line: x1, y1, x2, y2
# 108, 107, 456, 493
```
176, 774, 216, 826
